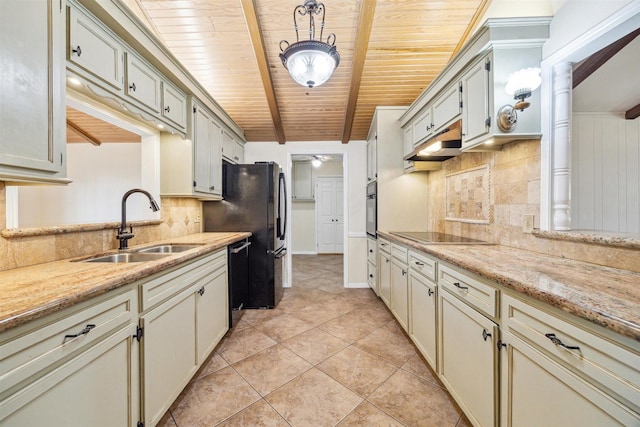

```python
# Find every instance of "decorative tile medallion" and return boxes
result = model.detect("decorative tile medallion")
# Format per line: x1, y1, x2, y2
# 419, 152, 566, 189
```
445, 165, 491, 223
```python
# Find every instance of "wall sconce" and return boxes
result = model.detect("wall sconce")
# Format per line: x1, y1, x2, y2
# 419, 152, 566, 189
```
497, 67, 542, 132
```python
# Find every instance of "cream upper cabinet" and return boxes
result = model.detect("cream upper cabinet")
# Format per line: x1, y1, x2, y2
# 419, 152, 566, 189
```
0, 0, 67, 183
162, 82, 188, 130
432, 82, 462, 133
412, 106, 434, 146
461, 54, 492, 149
221, 129, 244, 164
439, 288, 498, 427
125, 52, 162, 113
68, 5, 124, 91
366, 136, 377, 183
292, 161, 314, 201
161, 98, 222, 199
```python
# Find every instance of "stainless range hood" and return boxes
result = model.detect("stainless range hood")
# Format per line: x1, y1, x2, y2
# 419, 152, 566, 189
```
404, 120, 462, 162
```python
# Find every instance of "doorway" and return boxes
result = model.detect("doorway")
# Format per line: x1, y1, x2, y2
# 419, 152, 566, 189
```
286, 151, 347, 289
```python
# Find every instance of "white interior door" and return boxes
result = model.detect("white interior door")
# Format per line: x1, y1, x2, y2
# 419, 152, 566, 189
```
316, 177, 343, 253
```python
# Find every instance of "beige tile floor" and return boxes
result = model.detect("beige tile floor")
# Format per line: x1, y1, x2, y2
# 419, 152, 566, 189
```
159, 254, 471, 427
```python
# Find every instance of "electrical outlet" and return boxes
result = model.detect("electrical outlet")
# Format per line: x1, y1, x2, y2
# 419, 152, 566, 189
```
522, 214, 534, 233
194, 212, 201, 223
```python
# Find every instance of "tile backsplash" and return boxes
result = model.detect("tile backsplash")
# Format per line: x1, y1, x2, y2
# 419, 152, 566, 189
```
0, 182, 202, 272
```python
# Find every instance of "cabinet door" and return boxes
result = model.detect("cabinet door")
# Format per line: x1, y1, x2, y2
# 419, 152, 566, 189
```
501, 332, 640, 427
366, 135, 377, 182
0, 0, 66, 179
221, 130, 236, 162
390, 258, 409, 331
234, 140, 245, 163
68, 5, 123, 90
196, 264, 228, 364
162, 82, 187, 129
403, 126, 413, 169
433, 83, 461, 132
208, 120, 223, 196
378, 251, 391, 307
409, 271, 437, 370
292, 161, 314, 200
461, 55, 492, 147
141, 291, 197, 426
439, 290, 497, 427
0, 325, 137, 427
412, 107, 433, 146
193, 105, 213, 195
125, 53, 162, 112
367, 260, 377, 294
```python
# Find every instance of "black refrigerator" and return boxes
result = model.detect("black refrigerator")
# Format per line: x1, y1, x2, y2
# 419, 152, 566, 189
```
203, 162, 287, 309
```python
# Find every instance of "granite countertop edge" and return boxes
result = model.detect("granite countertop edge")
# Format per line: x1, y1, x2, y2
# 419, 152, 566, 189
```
0, 232, 251, 333
378, 231, 640, 342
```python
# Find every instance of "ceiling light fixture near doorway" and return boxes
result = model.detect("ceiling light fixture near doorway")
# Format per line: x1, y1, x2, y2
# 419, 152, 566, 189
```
279, 1, 340, 88
311, 156, 322, 167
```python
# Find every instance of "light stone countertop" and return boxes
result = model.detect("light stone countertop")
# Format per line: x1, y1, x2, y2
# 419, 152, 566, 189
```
0, 232, 250, 333
378, 231, 640, 342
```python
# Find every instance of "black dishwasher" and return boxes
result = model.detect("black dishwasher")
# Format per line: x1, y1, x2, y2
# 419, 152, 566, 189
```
228, 239, 250, 328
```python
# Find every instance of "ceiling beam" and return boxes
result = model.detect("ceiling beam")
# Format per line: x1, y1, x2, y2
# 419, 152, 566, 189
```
573, 27, 640, 89
66, 119, 101, 146
626, 103, 640, 120
240, 0, 286, 144
450, 0, 491, 59
341, 0, 377, 144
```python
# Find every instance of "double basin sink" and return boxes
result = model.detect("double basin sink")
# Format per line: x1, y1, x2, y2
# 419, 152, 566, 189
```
81, 244, 204, 263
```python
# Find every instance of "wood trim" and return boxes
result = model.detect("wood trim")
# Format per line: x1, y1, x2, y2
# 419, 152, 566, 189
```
240, 0, 286, 144
66, 119, 102, 146
341, 0, 376, 144
450, 0, 491, 59
573, 27, 640, 89
626, 103, 640, 120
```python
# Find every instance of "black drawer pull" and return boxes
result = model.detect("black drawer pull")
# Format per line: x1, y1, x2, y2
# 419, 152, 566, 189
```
453, 282, 468, 290
414, 261, 424, 266
545, 333, 580, 351
482, 329, 492, 341
198, 287, 205, 296
72, 45, 82, 56
428, 289, 434, 297
369, 274, 373, 278
65, 324, 95, 339
164, 105, 171, 113
129, 82, 136, 92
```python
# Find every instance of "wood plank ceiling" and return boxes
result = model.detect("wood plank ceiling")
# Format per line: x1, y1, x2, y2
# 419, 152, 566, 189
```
127, 0, 488, 143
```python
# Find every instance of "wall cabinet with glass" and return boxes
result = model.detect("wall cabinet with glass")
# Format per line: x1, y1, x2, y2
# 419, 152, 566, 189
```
0, 0, 68, 184
292, 161, 314, 201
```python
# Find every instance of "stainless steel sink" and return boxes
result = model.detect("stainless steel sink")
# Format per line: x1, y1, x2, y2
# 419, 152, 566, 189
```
134, 243, 204, 254
81, 252, 171, 263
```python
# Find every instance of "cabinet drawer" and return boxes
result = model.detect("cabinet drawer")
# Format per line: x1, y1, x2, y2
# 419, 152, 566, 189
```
378, 238, 391, 254
439, 264, 497, 318
412, 108, 433, 145
161, 82, 187, 129
391, 243, 408, 263
0, 288, 136, 396
502, 294, 640, 411
408, 250, 436, 282
367, 239, 377, 264
140, 250, 225, 311
367, 260, 376, 290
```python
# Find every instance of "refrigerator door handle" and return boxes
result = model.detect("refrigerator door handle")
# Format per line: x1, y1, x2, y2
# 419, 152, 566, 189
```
277, 172, 287, 239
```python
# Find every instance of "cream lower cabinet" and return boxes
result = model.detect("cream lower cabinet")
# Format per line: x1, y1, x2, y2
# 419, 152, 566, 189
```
0, 288, 139, 426
439, 289, 498, 427
500, 331, 639, 427
140, 249, 228, 426
378, 240, 392, 306
390, 244, 409, 331
409, 270, 437, 370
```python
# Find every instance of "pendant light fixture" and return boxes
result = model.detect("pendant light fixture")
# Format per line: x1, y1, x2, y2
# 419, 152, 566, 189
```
279, 1, 340, 88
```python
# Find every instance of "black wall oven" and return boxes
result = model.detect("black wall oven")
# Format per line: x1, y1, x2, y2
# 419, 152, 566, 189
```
366, 181, 377, 238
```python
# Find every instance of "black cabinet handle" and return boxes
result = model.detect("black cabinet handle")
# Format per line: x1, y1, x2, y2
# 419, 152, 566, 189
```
369, 249, 373, 253
545, 333, 580, 351
482, 329, 492, 341
65, 324, 95, 339
72, 45, 82, 56
402, 269, 407, 276
129, 82, 136, 92
414, 261, 424, 266
428, 289, 434, 297
164, 105, 171, 113
198, 287, 205, 296
369, 274, 373, 278
453, 282, 468, 290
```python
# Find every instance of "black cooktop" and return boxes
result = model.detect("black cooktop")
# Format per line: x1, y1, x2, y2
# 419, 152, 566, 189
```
389, 231, 491, 244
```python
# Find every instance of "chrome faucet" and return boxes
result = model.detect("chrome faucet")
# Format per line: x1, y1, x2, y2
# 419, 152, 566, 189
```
117, 189, 160, 250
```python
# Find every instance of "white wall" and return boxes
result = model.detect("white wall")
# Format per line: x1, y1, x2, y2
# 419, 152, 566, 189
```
245, 140, 368, 288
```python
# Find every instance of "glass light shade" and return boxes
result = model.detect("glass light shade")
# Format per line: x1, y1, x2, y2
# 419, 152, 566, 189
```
505, 67, 542, 98
280, 40, 340, 88
311, 158, 322, 167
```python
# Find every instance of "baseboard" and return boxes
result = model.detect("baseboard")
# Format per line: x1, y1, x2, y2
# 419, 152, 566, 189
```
291, 251, 318, 255
346, 282, 370, 289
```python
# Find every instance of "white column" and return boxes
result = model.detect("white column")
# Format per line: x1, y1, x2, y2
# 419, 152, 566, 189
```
551, 62, 572, 231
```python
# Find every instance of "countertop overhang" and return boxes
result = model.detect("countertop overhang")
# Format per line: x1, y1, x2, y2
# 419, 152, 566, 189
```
378, 231, 640, 342
0, 232, 251, 332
